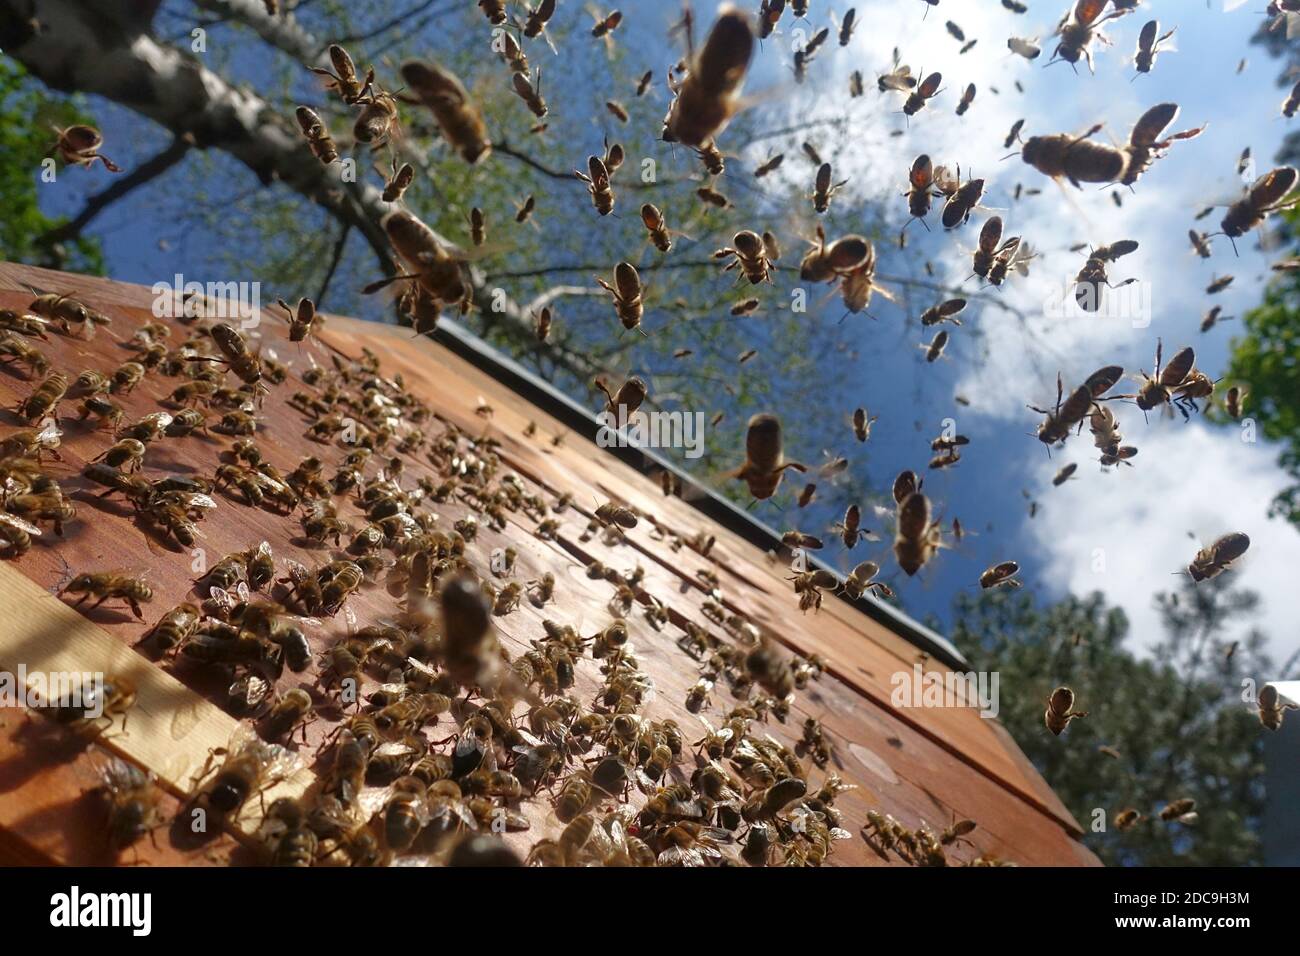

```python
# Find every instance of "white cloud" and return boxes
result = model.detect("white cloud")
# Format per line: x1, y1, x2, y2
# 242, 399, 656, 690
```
1026, 421, 1300, 664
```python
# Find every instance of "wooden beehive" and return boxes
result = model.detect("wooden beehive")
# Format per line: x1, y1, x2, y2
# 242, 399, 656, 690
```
0, 262, 1098, 866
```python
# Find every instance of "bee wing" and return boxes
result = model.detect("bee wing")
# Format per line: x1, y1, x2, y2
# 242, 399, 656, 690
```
0, 513, 43, 536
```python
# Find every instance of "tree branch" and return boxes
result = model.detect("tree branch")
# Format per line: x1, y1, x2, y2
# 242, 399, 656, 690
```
315, 221, 351, 307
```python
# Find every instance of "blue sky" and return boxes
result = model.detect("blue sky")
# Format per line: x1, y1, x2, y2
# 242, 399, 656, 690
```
25, 0, 1300, 662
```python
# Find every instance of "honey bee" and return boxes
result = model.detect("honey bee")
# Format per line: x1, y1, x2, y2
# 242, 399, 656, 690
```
366, 210, 472, 311
955, 83, 975, 116
894, 483, 942, 577
295, 106, 338, 165
1114, 808, 1141, 831
0, 333, 50, 377
1052, 463, 1078, 486
834, 503, 864, 548
511, 69, 548, 119
49, 124, 121, 171
309, 44, 375, 105
1133, 19, 1174, 75
108, 360, 145, 395
921, 330, 948, 363
523, 0, 557, 39
575, 155, 615, 216
143, 602, 201, 652
979, 561, 1021, 590
1030, 371, 1102, 447
60, 571, 151, 618
1116, 340, 1193, 415
0, 420, 61, 461
1050, 0, 1131, 73
262, 688, 314, 742
29, 293, 111, 338
478, 0, 507, 24
1220, 167, 1299, 252
1044, 686, 1087, 736
1282, 79, 1300, 119
852, 407, 877, 442
1257, 684, 1296, 731
799, 226, 870, 283
843, 560, 893, 600
920, 298, 967, 329
1224, 385, 1246, 419
940, 168, 984, 228
715, 230, 778, 284
663, 5, 754, 147
1017, 122, 1127, 187
1187, 532, 1249, 582
696, 185, 729, 209
17, 372, 68, 422
197, 725, 300, 818
1121, 102, 1204, 187
640, 203, 674, 253
902, 71, 942, 117
1073, 240, 1138, 312
595, 261, 645, 334
0, 512, 42, 558
1158, 798, 1196, 824
727, 413, 806, 500
400, 60, 491, 164
95, 759, 165, 850
810, 161, 847, 214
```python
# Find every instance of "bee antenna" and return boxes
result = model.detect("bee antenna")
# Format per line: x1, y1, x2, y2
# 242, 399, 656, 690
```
998, 151, 1020, 162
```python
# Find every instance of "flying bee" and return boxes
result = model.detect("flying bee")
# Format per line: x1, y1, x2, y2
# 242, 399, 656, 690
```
1073, 240, 1138, 312
197, 725, 300, 818
902, 71, 942, 117
95, 759, 165, 850
1188, 229, 1212, 259
1116, 340, 1194, 415
955, 83, 975, 116
894, 486, 942, 576
1121, 102, 1204, 187
595, 262, 645, 334
728, 413, 806, 500
575, 155, 615, 216
49, 124, 121, 172
1219, 166, 1299, 253
1050, 0, 1131, 73
1283, 80, 1300, 119
941, 168, 984, 228
1044, 686, 1087, 736
380, 159, 414, 203
274, 297, 320, 343
799, 226, 870, 282
920, 298, 966, 327
1133, 19, 1174, 75
365, 210, 472, 311
295, 106, 338, 165
17, 372, 67, 422
1017, 122, 1127, 187
849, 70, 864, 97
715, 230, 777, 284
352, 89, 400, 149
811, 162, 847, 214
852, 407, 877, 442
979, 561, 1021, 589
902, 154, 944, 231
511, 69, 548, 118
1257, 684, 1296, 731
1114, 808, 1141, 831
1159, 799, 1196, 824
640, 203, 675, 253
1224, 385, 1246, 419
1187, 532, 1249, 583
922, 330, 948, 363
400, 60, 491, 164
662, 5, 754, 147
309, 43, 375, 105
834, 503, 864, 548
843, 560, 893, 600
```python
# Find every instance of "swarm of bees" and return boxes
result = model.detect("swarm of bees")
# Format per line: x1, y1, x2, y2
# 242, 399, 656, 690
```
8, 0, 1282, 871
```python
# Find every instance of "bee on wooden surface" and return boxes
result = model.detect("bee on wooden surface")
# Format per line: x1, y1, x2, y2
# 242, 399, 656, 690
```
108, 360, 145, 395
262, 688, 314, 742
898, 69, 940, 119
309, 43, 375, 105
29, 293, 111, 338
1121, 102, 1204, 187
295, 106, 338, 165
50, 674, 136, 732
400, 60, 491, 164
197, 725, 300, 818
142, 602, 201, 653
595, 261, 646, 334
0, 505, 44, 559
0, 333, 50, 377
662, 5, 754, 147
49, 124, 121, 172
95, 759, 165, 850
1219, 167, 1299, 252
728, 413, 806, 500
17, 372, 68, 422
1187, 532, 1249, 582
0, 420, 62, 462
0, 309, 51, 339
1050, 0, 1131, 73
1044, 686, 1087, 736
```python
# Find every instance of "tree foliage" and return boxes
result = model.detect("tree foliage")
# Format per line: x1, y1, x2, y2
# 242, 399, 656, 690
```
952, 578, 1269, 867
